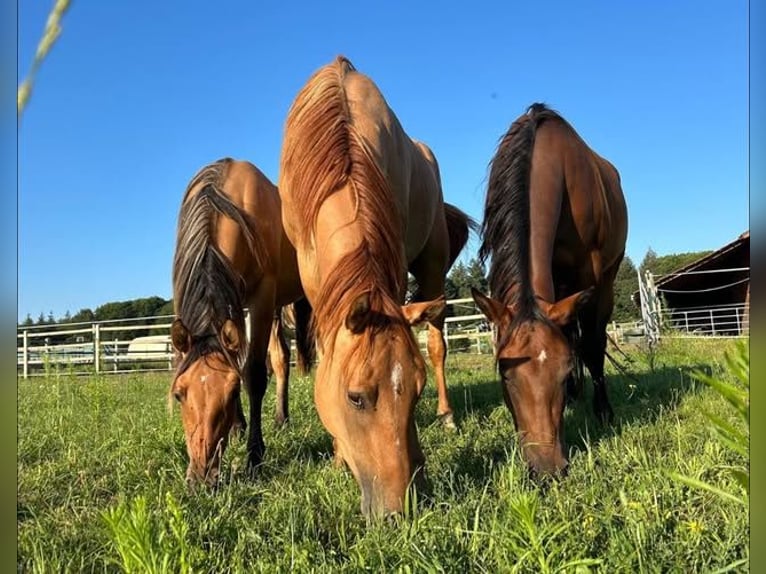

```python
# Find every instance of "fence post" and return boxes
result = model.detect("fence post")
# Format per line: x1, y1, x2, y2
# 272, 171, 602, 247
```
684, 312, 689, 333
735, 307, 741, 335
22, 330, 29, 379
709, 309, 715, 336
443, 322, 449, 353
93, 323, 101, 374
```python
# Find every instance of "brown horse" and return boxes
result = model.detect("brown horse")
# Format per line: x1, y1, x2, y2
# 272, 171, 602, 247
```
279, 56, 473, 516
471, 103, 628, 476
170, 158, 314, 486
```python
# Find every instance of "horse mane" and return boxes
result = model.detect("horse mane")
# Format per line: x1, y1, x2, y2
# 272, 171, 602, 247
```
172, 158, 268, 376
280, 56, 408, 352
479, 103, 567, 341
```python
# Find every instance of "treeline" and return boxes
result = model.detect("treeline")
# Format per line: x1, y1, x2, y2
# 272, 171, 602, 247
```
612, 248, 711, 322
19, 296, 174, 328
18, 296, 175, 345
19, 249, 711, 334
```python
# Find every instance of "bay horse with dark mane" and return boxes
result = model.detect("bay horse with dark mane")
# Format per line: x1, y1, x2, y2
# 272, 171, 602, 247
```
279, 56, 474, 516
472, 103, 627, 476
170, 158, 314, 486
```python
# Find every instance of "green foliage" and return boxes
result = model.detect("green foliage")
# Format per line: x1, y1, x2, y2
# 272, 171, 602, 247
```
447, 257, 487, 317
640, 248, 713, 279
611, 256, 640, 322
669, 340, 749, 507
103, 493, 197, 574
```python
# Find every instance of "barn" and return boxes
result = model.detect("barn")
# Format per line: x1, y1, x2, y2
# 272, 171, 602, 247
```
635, 231, 749, 336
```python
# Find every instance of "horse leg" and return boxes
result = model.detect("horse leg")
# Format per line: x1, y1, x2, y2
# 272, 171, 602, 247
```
410, 265, 455, 429
231, 392, 247, 439
580, 293, 615, 425
269, 311, 291, 428
243, 311, 273, 475
426, 311, 456, 429
564, 321, 584, 404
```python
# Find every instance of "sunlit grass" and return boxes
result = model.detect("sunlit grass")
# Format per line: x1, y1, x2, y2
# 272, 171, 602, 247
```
18, 339, 748, 572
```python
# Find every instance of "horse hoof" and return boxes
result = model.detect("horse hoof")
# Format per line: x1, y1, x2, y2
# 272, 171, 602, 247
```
439, 412, 457, 430
274, 416, 289, 430
596, 407, 614, 425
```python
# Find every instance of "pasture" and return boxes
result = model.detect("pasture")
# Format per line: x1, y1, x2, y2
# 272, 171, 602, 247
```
18, 338, 747, 572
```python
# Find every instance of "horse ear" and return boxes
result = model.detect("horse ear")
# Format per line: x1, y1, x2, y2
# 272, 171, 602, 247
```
345, 291, 372, 334
541, 287, 594, 326
401, 296, 446, 326
171, 319, 191, 354
220, 319, 241, 352
471, 288, 509, 324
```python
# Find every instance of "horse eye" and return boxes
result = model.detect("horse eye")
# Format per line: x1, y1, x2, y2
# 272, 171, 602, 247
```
173, 390, 184, 403
347, 391, 366, 410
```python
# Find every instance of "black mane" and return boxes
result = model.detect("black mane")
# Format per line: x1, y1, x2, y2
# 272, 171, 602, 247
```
172, 159, 253, 376
478, 103, 563, 330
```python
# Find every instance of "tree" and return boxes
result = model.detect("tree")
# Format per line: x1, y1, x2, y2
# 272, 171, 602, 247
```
71, 308, 95, 323
639, 247, 658, 274
20, 314, 34, 327
464, 258, 488, 295
611, 256, 640, 322
639, 247, 711, 278
446, 257, 488, 316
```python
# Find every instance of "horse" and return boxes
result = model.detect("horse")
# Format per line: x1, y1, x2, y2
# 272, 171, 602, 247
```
471, 103, 628, 476
279, 56, 473, 516
169, 158, 314, 486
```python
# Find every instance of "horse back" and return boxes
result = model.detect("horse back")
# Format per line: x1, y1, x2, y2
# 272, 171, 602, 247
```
341, 72, 444, 264
212, 160, 286, 296
531, 118, 627, 292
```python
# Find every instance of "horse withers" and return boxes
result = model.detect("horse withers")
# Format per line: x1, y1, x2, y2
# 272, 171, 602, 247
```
279, 56, 473, 516
170, 158, 314, 486
472, 103, 628, 476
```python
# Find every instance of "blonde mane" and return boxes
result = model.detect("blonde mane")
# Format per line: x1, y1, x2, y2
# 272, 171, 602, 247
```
280, 56, 408, 348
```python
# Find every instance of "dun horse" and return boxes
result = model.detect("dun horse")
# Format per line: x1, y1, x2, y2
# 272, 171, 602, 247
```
472, 103, 628, 476
170, 158, 313, 486
279, 56, 473, 516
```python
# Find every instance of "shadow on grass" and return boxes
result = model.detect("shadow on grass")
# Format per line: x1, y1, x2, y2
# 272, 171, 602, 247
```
172, 357, 710, 506
416, 362, 708, 488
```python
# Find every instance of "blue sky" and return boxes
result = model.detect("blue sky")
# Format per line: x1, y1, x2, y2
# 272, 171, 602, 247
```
18, 1, 751, 321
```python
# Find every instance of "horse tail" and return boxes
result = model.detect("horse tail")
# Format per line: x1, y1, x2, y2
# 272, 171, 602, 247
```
479, 103, 555, 318
444, 202, 477, 269
292, 297, 315, 375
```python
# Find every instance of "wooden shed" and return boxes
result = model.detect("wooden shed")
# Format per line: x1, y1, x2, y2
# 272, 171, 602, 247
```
634, 231, 749, 336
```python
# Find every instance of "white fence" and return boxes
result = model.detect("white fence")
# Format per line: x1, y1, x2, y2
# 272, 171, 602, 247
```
16, 299, 493, 378
659, 302, 749, 337
17, 295, 748, 378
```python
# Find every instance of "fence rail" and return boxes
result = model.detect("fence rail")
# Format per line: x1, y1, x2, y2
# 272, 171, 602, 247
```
17, 298, 748, 378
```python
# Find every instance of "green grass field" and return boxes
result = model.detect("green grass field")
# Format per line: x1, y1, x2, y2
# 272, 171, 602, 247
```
18, 338, 748, 573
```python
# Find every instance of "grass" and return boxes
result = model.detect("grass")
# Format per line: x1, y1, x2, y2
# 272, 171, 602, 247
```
18, 338, 748, 572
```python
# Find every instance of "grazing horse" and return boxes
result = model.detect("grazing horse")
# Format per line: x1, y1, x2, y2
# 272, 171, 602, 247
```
471, 103, 628, 476
170, 158, 314, 486
279, 56, 473, 516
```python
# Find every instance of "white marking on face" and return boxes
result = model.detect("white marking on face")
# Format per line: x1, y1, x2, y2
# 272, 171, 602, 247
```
537, 349, 547, 364
392, 361, 403, 450
391, 362, 403, 396
200, 375, 208, 383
